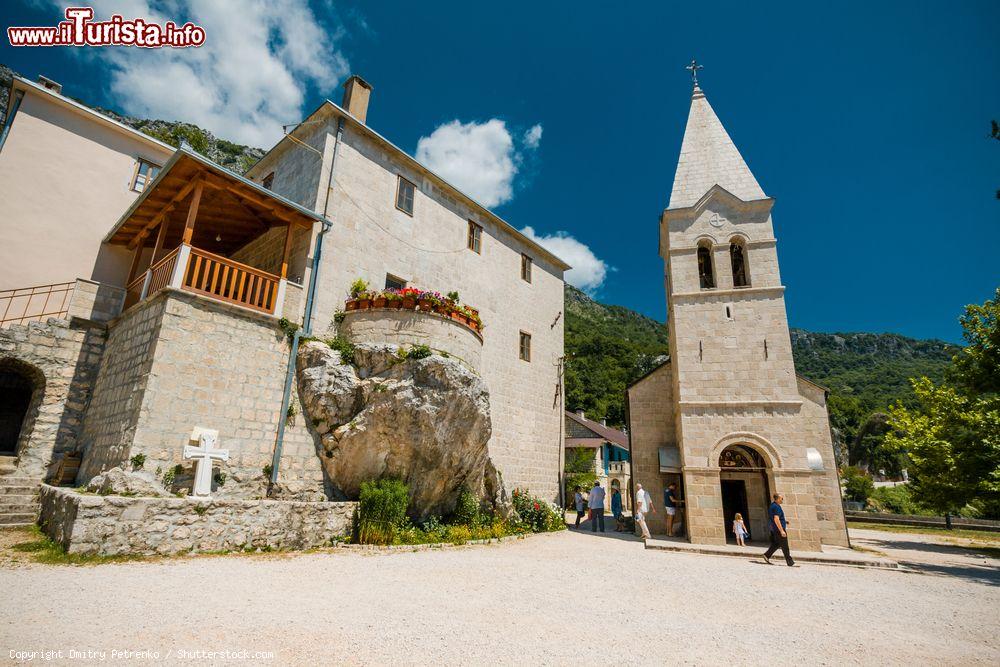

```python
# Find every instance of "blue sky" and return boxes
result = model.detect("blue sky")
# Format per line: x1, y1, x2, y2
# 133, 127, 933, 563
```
3, 1, 998, 342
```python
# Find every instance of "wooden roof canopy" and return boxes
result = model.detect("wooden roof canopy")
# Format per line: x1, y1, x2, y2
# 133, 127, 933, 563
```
105, 150, 319, 255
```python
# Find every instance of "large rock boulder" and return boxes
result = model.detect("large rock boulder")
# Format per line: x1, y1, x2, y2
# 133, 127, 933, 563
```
296, 340, 504, 518
86, 467, 170, 497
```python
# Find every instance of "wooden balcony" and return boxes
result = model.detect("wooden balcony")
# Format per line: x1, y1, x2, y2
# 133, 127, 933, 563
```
105, 149, 323, 319
124, 244, 281, 315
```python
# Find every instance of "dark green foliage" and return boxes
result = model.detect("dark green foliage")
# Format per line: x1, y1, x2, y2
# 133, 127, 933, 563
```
563, 447, 599, 507
356, 478, 410, 545
867, 485, 925, 515
564, 286, 668, 427
325, 336, 356, 365
277, 317, 299, 342
841, 466, 875, 503
451, 487, 485, 528
129, 453, 146, 470
406, 344, 433, 360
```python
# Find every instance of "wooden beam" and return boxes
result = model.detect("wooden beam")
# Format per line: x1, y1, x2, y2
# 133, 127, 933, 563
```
182, 181, 204, 245
281, 222, 294, 279
150, 217, 169, 264
126, 243, 145, 284
127, 177, 200, 248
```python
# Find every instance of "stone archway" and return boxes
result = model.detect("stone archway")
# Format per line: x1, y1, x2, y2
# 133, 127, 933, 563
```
718, 443, 772, 544
0, 358, 46, 461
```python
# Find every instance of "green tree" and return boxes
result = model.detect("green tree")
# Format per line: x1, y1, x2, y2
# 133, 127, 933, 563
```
885, 289, 1000, 515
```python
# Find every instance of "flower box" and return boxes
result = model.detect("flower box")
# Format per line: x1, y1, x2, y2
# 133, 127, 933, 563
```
402, 296, 417, 309
358, 298, 371, 310
345, 300, 358, 311
417, 298, 433, 312
373, 296, 387, 309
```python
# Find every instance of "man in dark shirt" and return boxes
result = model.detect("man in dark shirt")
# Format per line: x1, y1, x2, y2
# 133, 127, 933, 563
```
762, 492, 795, 566
663, 483, 681, 537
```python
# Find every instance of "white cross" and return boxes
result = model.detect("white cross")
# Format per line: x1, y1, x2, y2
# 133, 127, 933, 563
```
183, 431, 229, 497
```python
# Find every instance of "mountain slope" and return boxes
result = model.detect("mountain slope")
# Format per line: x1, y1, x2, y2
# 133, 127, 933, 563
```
564, 285, 958, 443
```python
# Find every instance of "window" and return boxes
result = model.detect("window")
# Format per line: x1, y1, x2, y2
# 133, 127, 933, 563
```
262, 172, 275, 190
467, 221, 482, 253
519, 332, 532, 362
385, 274, 406, 291
396, 176, 415, 215
521, 254, 533, 283
131, 158, 161, 193
697, 244, 715, 289
730, 240, 749, 287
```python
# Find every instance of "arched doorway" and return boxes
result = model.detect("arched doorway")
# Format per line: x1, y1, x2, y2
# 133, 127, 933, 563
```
0, 360, 43, 458
718, 444, 771, 544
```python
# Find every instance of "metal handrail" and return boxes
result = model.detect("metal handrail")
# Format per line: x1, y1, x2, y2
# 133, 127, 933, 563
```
0, 281, 74, 327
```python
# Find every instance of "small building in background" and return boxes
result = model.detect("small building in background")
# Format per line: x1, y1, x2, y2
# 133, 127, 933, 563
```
564, 409, 630, 512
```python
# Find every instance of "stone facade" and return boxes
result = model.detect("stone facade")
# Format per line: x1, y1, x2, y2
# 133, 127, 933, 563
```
247, 107, 567, 502
78, 289, 325, 497
627, 85, 849, 551
0, 317, 106, 480
339, 308, 483, 371
39, 484, 355, 556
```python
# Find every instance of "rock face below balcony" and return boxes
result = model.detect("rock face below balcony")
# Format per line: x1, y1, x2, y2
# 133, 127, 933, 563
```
296, 340, 506, 519
339, 308, 482, 371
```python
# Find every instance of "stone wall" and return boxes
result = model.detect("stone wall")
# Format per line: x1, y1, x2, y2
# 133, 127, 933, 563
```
340, 308, 483, 370
39, 484, 355, 556
66, 279, 125, 323
79, 289, 326, 497
0, 317, 106, 480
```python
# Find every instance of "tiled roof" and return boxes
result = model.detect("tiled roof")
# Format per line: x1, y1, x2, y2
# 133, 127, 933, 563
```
564, 411, 628, 448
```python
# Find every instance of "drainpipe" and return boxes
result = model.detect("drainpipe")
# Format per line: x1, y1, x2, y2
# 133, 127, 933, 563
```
269, 116, 345, 487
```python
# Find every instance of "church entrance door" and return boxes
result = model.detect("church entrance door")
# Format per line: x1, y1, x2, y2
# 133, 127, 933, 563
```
721, 479, 748, 544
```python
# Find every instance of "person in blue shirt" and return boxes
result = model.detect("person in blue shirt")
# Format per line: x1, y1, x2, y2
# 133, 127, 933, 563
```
611, 486, 624, 531
762, 492, 795, 566
663, 483, 681, 537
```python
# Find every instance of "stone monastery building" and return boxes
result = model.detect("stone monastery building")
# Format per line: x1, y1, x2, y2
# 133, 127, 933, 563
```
0, 74, 568, 523
627, 83, 849, 551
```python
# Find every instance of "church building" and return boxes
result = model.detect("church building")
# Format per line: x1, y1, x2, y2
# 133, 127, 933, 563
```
627, 78, 849, 551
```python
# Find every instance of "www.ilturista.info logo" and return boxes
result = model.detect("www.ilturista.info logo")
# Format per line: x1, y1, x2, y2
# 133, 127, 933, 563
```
8, 7, 206, 48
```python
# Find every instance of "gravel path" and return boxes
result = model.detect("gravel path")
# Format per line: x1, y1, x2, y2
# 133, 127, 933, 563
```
2, 527, 998, 665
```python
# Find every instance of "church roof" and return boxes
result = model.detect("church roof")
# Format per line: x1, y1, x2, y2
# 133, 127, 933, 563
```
668, 86, 766, 209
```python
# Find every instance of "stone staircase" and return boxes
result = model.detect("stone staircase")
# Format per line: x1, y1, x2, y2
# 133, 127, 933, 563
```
0, 457, 40, 526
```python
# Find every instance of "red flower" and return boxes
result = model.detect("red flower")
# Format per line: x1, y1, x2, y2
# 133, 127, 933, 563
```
533, 503, 540, 510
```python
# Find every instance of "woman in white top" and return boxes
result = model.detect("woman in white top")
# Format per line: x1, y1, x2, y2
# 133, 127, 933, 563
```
634, 483, 655, 539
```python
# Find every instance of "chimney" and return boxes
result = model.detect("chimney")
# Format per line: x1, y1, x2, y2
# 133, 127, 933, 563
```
37, 75, 62, 94
575, 409, 585, 419
341, 75, 373, 124
600, 419, 607, 427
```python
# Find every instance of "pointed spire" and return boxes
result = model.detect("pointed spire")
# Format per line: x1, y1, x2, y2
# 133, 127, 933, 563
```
668, 85, 766, 209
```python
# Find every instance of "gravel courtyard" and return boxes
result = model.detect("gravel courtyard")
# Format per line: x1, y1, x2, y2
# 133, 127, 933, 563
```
2, 526, 998, 666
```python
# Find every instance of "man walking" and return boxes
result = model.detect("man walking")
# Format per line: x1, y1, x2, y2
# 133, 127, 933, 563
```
588, 480, 606, 532
763, 492, 795, 566
663, 482, 681, 537
634, 482, 654, 539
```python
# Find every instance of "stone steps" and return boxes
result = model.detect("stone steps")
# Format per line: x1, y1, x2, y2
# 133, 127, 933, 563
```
0, 476, 40, 525
0, 455, 18, 476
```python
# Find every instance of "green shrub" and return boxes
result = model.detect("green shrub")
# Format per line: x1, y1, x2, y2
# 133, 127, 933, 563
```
262, 464, 273, 479
129, 453, 146, 470
841, 466, 875, 503
357, 478, 410, 545
452, 487, 485, 527
349, 278, 370, 298
868, 485, 923, 515
277, 317, 299, 342
406, 344, 433, 360
511, 488, 564, 533
326, 336, 356, 365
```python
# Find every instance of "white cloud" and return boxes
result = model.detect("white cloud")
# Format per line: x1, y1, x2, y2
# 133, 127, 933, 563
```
520, 226, 611, 294
415, 119, 543, 208
77, 0, 350, 146
523, 124, 543, 149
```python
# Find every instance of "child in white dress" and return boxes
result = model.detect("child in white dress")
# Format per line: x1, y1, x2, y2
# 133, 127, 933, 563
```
733, 513, 749, 546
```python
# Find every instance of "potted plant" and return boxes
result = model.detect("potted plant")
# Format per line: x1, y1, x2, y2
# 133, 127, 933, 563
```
357, 291, 372, 310
345, 299, 358, 312
417, 290, 435, 311
372, 290, 388, 309
350, 278, 370, 299
401, 287, 419, 310
386, 290, 403, 309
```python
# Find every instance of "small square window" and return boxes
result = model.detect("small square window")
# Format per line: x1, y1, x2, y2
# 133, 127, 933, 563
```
262, 172, 275, 190
131, 158, 161, 193
396, 176, 415, 215
521, 254, 533, 283
385, 274, 406, 291
519, 331, 532, 362
467, 221, 482, 253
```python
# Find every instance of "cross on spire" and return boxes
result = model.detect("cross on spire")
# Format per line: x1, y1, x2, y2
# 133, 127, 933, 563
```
685, 59, 703, 87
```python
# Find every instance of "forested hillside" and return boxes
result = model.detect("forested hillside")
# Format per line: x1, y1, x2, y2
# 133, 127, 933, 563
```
564, 285, 958, 448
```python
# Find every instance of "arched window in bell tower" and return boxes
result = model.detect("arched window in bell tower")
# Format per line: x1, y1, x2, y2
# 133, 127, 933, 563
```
697, 243, 715, 289
730, 238, 750, 287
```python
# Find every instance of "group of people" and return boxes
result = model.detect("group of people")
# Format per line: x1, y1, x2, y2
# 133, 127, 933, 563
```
571, 481, 797, 567
572, 481, 628, 532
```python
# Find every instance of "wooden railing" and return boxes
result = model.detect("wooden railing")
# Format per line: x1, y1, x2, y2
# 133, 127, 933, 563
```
124, 274, 146, 310
183, 246, 279, 314
147, 247, 179, 298
0, 282, 74, 328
